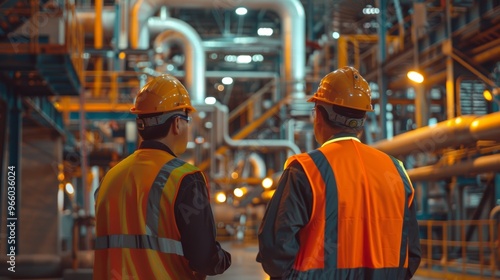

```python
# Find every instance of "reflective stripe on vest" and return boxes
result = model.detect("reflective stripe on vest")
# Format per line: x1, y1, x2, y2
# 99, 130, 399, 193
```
95, 234, 184, 256
146, 158, 185, 236
288, 140, 412, 275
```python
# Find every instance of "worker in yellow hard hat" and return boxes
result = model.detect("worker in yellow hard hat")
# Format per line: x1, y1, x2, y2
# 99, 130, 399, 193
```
94, 74, 231, 279
257, 66, 421, 279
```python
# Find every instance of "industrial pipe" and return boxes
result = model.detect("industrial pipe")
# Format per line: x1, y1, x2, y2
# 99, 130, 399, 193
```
372, 112, 500, 157
130, 0, 306, 99
407, 153, 500, 182
215, 102, 301, 155
151, 17, 205, 104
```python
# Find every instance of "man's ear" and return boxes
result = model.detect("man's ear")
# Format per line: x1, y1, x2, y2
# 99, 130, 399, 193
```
172, 117, 180, 135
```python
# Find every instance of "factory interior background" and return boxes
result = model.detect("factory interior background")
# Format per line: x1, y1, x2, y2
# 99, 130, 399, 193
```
0, 0, 499, 279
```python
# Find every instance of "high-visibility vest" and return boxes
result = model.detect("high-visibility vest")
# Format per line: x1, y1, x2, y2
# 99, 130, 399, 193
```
94, 150, 207, 280
285, 139, 414, 279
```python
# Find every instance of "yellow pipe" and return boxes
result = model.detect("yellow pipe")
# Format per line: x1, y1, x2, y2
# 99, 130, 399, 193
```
337, 36, 347, 68
94, 0, 104, 97
94, 0, 103, 49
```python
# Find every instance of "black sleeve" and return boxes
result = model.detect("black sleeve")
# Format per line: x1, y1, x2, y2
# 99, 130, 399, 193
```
174, 171, 231, 276
256, 162, 312, 278
406, 197, 422, 279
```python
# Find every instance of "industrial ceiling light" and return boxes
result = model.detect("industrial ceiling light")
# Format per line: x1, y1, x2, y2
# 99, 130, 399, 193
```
484, 88, 500, 102
235, 7, 247, 15
407, 70, 424, 83
483, 89, 493, 101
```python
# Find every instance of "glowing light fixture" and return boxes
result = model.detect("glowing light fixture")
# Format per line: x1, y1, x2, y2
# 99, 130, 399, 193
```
236, 55, 252, 64
205, 97, 216, 105
216, 192, 227, 203
65, 182, 75, 195
222, 77, 233, 85
407, 70, 424, 83
234, 188, 244, 198
332, 32, 340, 39
261, 177, 273, 189
235, 7, 247, 15
483, 89, 493, 101
363, 5, 380, 15
258, 27, 273, 36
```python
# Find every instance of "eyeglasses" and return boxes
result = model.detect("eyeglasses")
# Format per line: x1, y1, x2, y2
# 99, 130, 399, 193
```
174, 114, 192, 125
310, 107, 317, 122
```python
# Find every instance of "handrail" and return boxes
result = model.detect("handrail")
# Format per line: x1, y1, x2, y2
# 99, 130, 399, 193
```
416, 219, 499, 279
229, 80, 276, 122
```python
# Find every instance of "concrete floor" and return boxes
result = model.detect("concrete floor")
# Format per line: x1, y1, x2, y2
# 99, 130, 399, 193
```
6, 240, 441, 280
209, 241, 439, 280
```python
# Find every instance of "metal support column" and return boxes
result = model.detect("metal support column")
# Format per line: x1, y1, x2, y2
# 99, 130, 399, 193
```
377, 0, 388, 139
495, 173, 500, 206
445, 0, 455, 119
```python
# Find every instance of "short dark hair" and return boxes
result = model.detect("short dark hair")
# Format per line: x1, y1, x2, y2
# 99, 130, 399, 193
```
316, 106, 365, 135
137, 112, 176, 140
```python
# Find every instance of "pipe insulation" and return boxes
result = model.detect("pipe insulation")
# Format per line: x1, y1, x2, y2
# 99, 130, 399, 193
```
407, 153, 500, 182
214, 102, 301, 155
130, 0, 306, 98
151, 17, 205, 104
372, 112, 500, 157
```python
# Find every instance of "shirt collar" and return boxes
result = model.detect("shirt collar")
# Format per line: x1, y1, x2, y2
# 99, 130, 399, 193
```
138, 140, 177, 157
321, 134, 360, 148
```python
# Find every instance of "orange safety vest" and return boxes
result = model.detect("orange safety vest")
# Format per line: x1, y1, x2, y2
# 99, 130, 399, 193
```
285, 138, 414, 279
94, 149, 207, 280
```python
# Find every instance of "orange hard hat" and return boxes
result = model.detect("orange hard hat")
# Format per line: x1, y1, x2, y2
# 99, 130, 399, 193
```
308, 66, 373, 111
130, 74, 196, 114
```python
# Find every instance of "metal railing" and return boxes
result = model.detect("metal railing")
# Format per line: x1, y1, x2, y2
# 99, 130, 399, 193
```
416, 219, 500, 279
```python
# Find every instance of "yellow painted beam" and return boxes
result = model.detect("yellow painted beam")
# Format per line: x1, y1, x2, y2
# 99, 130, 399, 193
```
63, 103, 133, 112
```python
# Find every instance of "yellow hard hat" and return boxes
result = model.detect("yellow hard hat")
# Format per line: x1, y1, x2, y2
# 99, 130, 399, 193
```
308, 66, 373, 111
130, 74, 196, 114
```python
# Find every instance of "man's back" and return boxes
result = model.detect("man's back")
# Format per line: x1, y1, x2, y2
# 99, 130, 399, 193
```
94, 149, 202, 279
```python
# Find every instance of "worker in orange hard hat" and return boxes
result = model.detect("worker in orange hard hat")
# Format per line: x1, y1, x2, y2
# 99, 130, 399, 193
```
257, 66, 421, 279
94, 74, 231, 280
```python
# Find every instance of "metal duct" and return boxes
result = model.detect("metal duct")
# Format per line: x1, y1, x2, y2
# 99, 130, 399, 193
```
131, 0, 306, 98
77, 9, 115, 36
151, 17, 205, 104
407, 153, 500, 182
372, 112, 500, 157
214, 102, 301, 155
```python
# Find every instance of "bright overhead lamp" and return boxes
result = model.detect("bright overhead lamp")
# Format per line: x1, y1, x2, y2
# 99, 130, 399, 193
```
257, 27, 273, 36
483, 89, 493, 101
261, 177, 273, 189
222, 77, 233, 85
484, 88, 500, 102
235, 7, 247, 15
407, 70, 424, 83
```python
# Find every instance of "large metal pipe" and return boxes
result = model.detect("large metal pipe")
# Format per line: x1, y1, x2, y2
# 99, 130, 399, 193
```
77, 9, 115, 37
215, 102, 301, 155
407, 153, 500, 182
372, 112, 500, 157
130, 0, 306, 98
151, 17, 205, 104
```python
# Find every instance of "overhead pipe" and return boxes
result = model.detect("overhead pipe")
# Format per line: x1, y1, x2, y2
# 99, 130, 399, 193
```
151, 17, 205, 104
130, 0, 306, 99
407, 153, 500, 182
77, 9, 115, 40
214, 102, 301, 155
372, 112, 500, 157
